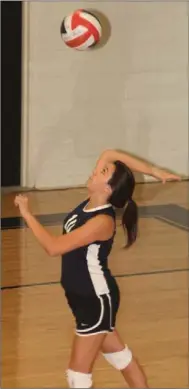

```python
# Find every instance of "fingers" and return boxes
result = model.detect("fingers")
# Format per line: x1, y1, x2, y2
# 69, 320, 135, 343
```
168, 174, 181, 182
14, 195, 20, 206
15, 194, 27, 200
162, 175, 181, 183
174, 175, 181, 181
14, 194, 28, 206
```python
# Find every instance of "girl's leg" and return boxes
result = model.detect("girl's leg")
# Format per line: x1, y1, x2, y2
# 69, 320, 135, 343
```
101, 329, 149, 388
66, 332, 106, 388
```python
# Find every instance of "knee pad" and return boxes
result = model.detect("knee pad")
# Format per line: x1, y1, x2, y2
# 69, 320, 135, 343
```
66, 369, 92, 388
102, 345, 132, 370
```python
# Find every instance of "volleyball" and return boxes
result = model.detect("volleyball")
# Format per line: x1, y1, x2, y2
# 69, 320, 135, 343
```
60, 9, 102, 50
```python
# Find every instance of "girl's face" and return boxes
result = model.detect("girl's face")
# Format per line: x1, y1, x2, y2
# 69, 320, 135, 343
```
87, 162, 115, 195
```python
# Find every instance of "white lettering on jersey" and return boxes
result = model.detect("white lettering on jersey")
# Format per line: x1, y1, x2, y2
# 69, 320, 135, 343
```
64, 214, 78, 233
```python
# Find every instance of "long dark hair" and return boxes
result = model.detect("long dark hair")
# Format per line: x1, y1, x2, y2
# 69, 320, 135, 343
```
108, 161, 138, 248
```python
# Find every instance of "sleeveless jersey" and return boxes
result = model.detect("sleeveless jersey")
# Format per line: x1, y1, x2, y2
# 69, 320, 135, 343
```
60, 198, 117, 296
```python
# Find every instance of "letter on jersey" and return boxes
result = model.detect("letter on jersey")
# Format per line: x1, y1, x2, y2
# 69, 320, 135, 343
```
64, 214, 78, 233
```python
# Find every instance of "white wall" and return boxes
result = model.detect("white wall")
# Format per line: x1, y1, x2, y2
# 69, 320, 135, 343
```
21, 1, 188, 189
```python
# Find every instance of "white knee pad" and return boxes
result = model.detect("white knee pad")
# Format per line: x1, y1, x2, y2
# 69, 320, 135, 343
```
66, 369, 92, 388
102, 345, 132, 370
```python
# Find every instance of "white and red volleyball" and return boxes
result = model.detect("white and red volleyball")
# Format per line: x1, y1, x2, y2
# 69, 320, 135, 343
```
60, 9, 102, 50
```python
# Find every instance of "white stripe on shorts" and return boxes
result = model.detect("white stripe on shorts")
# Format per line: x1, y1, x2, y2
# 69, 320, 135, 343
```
76, 295, 104, 333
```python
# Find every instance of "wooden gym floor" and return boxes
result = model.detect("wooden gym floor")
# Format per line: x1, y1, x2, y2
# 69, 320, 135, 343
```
1, 181, 189, 388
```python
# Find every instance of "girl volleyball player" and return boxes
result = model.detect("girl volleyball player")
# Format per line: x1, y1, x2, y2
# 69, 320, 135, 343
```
15, 149, 180, 388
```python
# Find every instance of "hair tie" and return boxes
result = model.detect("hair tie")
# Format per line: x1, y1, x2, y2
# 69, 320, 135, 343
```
125, 198, 131, 209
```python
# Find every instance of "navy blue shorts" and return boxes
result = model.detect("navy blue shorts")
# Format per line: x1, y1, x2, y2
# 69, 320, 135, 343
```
65, 287, 120, 336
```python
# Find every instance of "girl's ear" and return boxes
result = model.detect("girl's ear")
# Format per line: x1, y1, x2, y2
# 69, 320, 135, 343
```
105, 183, 112, 196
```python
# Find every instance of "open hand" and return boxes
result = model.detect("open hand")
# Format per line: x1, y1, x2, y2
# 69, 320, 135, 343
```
14, 194, 30, 218
152, 167, 181, 184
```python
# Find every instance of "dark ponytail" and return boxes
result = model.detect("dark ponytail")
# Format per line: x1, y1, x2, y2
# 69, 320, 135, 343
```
122, 199, 138, 248
108, 160, 138, 248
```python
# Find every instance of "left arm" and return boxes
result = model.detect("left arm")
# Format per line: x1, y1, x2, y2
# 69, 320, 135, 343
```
14, 195, 114, 257
20, 211, 57, 256
94, 149, 181, 183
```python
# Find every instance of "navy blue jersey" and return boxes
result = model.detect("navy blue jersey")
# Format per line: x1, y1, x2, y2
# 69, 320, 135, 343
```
60, 198, 117, 296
